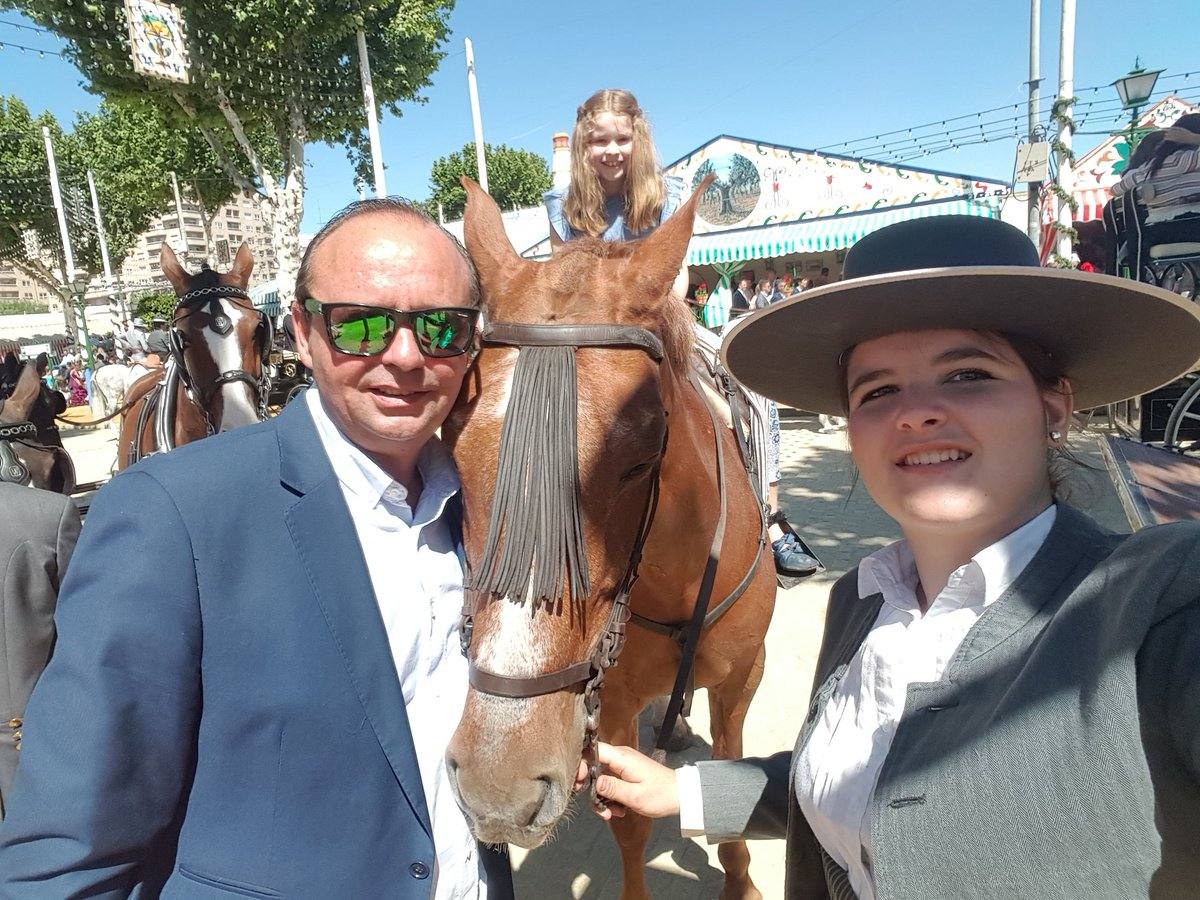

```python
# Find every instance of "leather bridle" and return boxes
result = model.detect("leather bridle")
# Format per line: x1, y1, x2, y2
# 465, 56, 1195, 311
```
170, 284, 273, 430
458, 319, 766, 811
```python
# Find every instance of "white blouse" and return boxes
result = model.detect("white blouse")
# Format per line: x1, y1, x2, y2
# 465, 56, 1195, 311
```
793, 505, 1056, 900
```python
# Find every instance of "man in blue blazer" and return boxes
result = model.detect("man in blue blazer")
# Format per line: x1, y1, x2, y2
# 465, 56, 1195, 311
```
0, 199, 513, 898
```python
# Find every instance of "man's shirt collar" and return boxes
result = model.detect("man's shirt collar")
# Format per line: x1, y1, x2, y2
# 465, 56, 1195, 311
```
305, 388, 460, 527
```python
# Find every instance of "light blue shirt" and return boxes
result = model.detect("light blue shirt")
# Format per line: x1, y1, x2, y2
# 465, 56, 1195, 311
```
544, 174, 686, 242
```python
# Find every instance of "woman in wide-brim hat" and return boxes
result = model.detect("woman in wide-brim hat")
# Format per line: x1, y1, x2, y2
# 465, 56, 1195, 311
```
584, 215, 1200, 900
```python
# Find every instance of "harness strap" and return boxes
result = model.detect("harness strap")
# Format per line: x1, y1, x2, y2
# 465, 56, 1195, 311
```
0, 421, 36, 440
649, 371, 731, 758
484, 323, 665, 362
0, 439, 31, 485
469, 659, 594, 698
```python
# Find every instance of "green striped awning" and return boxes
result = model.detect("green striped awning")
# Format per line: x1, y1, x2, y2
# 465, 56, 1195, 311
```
686, 198, 999, 266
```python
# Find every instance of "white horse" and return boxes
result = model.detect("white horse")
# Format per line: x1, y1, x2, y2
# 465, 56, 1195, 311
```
92, 362, 151, 421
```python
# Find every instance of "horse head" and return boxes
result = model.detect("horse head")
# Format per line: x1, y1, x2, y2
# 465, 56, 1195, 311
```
444, 177, 710, 847
160, 242, 268, 432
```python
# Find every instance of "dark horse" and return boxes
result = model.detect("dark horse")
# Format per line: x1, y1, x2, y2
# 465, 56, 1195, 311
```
118, 243, 272, 469
0, 363, 75, 494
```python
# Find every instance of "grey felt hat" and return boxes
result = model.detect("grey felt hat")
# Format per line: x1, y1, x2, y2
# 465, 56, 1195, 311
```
720, 216, 1200, 414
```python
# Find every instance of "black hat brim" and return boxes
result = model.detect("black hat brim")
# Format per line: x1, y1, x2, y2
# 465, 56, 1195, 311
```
720, 266, 1200, 414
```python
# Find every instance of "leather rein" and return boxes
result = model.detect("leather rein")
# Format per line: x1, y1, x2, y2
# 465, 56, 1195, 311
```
458, 320, 766, 810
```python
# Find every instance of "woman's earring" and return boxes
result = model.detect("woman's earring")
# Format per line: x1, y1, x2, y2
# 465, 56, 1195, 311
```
1050, 430, 1063, 442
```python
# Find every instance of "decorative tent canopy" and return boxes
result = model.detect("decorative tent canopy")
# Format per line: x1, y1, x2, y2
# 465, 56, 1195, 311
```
685, 197, 999, 265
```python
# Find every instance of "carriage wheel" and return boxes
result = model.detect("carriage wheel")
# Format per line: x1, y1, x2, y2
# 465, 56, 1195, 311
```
1163, 375, 1200, 454
1157, 261, 1198, 302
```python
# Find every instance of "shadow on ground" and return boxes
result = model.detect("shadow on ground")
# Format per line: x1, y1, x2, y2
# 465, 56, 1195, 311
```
513, 709, 726, 898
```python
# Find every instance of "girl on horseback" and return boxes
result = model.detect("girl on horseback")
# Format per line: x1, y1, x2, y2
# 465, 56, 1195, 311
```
546, 88, 818, 576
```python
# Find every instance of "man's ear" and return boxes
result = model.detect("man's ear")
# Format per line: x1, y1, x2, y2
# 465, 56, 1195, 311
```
291, 301, 315, 370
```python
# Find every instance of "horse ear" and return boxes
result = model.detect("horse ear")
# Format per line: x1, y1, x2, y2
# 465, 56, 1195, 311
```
627, 174, 712, 296
6, 364, 40, 415
228, 242, 254, 287
461, 175, 523, 296
159, 243, 190, 296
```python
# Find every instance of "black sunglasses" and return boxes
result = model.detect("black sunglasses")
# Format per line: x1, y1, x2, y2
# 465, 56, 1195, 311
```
302, 298, 479, 358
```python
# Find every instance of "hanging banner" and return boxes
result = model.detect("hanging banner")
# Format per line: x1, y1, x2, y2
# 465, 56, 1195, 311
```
124, 0, 191, 83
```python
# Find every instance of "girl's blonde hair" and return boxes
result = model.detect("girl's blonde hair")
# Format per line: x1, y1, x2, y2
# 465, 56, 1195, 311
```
564, 89, 666, 238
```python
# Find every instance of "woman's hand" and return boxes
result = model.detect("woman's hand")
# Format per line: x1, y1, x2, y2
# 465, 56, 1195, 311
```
574, 742, 681, 821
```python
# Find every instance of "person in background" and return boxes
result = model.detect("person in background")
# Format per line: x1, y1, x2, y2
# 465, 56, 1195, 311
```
146, 317, 172, 366
0, 483, 81, 821
797, 277, 814, 292
584, 215, 1200, 900
753, 279, 774, 309
66, 362, 87, 408
731, 273, 754, 314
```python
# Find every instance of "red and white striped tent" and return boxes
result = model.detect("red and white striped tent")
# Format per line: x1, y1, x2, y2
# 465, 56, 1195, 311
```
1039, 95, 1198, 262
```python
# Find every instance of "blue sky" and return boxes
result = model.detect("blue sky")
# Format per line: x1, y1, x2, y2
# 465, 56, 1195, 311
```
1, 0, 1197, 233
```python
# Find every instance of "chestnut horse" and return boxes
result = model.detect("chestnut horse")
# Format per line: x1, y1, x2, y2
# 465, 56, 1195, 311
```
446, 179, 776, 899
119, 243, 271, 468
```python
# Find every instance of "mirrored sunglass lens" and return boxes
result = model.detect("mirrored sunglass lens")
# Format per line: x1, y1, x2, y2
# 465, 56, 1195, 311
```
330, 311, 393, 354
414, 311, 469, 354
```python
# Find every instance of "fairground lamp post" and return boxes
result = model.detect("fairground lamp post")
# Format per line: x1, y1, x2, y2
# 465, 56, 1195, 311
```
70, 272, 96, 373
1111, 60, 1163, 152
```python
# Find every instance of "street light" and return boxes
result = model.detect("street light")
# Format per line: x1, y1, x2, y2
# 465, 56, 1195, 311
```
1111, 60, 1164, 151
70, 273, 96, 372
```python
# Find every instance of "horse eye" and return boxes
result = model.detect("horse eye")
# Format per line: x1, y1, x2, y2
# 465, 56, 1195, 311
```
620, 461, 656, 482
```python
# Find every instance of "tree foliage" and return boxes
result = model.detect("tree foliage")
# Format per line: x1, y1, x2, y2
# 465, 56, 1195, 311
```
4, 1, 456, 303
0, 94, 238, 296
132, 289, 177, 327
427, 142, 552, 220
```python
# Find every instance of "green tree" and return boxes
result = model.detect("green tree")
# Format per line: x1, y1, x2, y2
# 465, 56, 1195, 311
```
427, 143, 551, 220
0, 95, 238, 298
0, 96, 70, 294
5, 1, 455, 304
132, 289, 177, 327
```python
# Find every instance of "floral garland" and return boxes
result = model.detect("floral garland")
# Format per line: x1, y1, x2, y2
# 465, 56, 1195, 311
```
1047, 96, 1080, 268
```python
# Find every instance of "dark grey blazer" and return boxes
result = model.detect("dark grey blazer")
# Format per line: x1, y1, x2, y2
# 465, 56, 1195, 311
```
698, 505, 1200, 899
0, 484, 80, 818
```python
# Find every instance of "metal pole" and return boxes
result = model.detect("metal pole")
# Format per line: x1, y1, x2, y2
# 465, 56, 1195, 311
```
1026, 0, 1042, 245
464, 38, 489, 194
169, 170, 188, 259
87, 169, 125, 334
357, 29, 387, 197
42, 126, 79, 342
1054, 0, 1076, 264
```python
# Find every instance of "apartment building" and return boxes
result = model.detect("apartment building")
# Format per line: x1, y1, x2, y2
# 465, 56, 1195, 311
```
0, 265, 60, 306
120, 189, 279, 289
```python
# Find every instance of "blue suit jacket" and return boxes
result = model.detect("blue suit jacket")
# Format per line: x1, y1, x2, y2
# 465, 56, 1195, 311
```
0, 400, 513, 898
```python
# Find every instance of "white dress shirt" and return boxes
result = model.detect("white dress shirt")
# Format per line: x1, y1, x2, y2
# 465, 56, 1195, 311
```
307, 390, 484, 899
678, 505, 1057, 900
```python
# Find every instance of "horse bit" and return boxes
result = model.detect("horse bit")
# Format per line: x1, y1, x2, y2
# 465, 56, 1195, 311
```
457, 320, 765, 811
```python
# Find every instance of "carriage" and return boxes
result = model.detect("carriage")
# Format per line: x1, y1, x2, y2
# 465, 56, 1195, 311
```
1098, 185, 1200, 526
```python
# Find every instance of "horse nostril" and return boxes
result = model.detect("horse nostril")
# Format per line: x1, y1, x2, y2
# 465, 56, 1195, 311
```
520, 776, 555, 829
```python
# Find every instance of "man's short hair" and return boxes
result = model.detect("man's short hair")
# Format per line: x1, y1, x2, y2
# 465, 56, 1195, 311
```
294, 198, 480, 309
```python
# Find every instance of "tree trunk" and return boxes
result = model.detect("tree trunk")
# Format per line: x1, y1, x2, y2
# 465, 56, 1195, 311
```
267, 102, 308, 307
